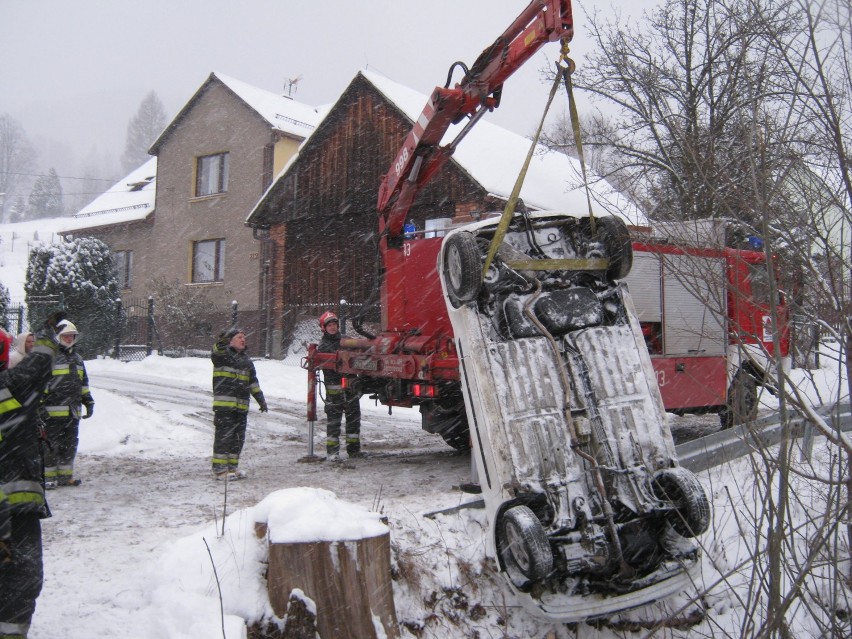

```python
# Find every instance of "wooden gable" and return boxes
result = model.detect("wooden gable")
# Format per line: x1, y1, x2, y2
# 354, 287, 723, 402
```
268, 72, 500, 311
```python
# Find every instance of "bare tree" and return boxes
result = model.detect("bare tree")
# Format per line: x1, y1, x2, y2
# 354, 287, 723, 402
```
555, 0, 796, 228
547, 1, 852, 636
121, 90, 168, 173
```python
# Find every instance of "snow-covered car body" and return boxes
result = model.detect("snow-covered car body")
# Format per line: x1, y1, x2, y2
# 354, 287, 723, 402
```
438, 210, 710, 621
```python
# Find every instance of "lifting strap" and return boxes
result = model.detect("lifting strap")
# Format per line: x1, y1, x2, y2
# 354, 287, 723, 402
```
482, 43, 596, 277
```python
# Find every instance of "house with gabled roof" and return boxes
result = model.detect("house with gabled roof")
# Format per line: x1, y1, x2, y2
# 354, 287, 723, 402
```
247, 69, 644, 357
62, 72, 322, 351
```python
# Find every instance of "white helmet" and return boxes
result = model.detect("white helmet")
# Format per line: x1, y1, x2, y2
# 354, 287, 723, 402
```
57, 320, 79, 344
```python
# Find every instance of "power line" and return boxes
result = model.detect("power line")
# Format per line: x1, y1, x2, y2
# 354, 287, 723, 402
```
0, 170, 119, 183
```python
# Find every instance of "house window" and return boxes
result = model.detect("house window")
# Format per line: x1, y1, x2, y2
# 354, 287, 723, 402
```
262, 144, 274, 191
195, 152, 229, 196
192, 239, 225, 283
114, 250, 133, 288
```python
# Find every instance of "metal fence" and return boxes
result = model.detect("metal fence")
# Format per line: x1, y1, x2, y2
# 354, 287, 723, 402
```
1, 304, 27, 334
114, 297, 264, 360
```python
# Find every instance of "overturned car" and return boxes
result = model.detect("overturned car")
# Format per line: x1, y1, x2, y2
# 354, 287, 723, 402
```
438, 210, 710, 621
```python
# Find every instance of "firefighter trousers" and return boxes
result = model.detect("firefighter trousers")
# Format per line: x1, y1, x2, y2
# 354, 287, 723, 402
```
325, 389, 361, 455
0, 514, 43, 639
43, 417, 80, 485
212, 409, 248, 474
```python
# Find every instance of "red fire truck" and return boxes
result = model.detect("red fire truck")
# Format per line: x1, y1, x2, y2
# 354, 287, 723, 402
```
628, 220, 789, 428
305, 0, 789, 446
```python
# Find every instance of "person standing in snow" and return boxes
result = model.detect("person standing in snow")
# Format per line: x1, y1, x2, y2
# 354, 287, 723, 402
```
9, 332, 34, 369
211, 327, 267, 480
317, 312, 362, 461
40, 321, 94, 489
0, 312, 63, 639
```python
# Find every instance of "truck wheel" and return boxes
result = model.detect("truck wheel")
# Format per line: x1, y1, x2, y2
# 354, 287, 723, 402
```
720, 371, 758, 429
420, 401, 471, 450
652, 467, 711, 538
441, 424, 471, 450
596, 216, 633, 281
497, 505, 553, 588
443, 232, 481, 307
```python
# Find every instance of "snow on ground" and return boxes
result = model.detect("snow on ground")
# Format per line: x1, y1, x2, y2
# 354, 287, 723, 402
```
5, 217, 850, 636
20, 348, 848, 639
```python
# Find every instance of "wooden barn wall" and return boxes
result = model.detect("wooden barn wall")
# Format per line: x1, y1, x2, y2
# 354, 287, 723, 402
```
278, 75, 494, 309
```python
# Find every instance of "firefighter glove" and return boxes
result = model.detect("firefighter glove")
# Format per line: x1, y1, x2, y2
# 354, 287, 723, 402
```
258, 398, 268, 413
45, 310, 68, 332
82, 403, 94, 419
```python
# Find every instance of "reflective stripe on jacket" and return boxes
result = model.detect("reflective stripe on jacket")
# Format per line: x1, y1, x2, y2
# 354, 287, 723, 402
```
42, 349, 92, 420
211, 342, 264, 412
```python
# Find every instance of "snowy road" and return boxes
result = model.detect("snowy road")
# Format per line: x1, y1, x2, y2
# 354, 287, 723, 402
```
33, 358, 475, 639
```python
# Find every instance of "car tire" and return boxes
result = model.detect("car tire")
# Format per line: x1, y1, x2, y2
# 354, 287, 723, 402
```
652, 467, 711, 538
596, 216, 633, 281
443, 232, 481, 307
497, 505, 553, 588
720, 371, 758, 429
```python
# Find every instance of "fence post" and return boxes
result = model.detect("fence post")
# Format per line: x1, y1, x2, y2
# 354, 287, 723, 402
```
231, 300, 238, 328
113, 299, 123, 359
146, 297, 154, 356
16, 305, 24, 334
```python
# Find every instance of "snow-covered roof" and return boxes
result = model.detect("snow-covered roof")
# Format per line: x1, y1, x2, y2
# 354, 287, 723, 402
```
59, 157, 157, 234
360, 69, 646, 225
150, 72, 322, 154
249, 70, 646, 226
214, 72, 321, 139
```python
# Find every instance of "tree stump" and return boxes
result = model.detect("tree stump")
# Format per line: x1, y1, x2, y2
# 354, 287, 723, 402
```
260, 522, 399, 639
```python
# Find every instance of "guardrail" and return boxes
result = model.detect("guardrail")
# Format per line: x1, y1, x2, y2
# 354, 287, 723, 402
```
426, 403, 852, 519
676, 403, 852, 473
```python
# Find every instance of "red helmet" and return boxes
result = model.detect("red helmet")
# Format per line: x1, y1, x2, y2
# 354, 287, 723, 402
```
319, 311, 339, 330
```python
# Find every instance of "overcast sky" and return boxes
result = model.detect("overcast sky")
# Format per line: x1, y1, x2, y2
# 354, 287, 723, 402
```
0, 0, 656, 203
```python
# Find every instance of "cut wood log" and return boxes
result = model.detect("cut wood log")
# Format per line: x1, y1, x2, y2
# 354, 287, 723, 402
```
265, 531, 399, 639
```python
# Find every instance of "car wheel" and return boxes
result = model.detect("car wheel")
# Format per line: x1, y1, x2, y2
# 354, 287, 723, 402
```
443, 232, 481, 307
497, 505, 553, 588
652, 467, 711, 538
596, 216, 633, 281
720, 371, 758, 429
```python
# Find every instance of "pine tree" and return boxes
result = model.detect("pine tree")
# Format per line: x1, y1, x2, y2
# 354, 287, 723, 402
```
121, 90, 167, 173
0, 113, 37, 223
25, 237, 121, 357
27, 167, 64, 219
8, 196, 26, 223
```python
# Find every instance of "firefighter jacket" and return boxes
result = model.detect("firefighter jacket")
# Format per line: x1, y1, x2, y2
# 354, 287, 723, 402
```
41, 347, 93, 420
317, 332, 362, 396
0, 336, 58, 528
211, 341, 265, 412
317, 332, 345, 388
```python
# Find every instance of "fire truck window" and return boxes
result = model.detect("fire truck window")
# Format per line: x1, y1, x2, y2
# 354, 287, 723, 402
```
746, 263, 771, 305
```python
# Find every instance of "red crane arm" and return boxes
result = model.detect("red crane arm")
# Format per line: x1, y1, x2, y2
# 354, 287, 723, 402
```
377, 0, 574, 239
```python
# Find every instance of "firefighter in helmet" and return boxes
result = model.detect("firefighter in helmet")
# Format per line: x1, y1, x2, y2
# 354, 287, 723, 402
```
317, 311, 362, 461
211, 327, 267, 480
40, 320, 94, 488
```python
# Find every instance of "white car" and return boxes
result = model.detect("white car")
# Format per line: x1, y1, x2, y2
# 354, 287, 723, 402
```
438, 210, 710, 621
